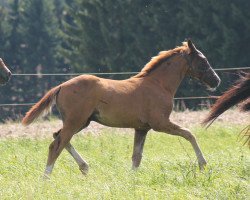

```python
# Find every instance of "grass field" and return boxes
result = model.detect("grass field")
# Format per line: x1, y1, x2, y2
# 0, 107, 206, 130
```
0, 120, 249, 199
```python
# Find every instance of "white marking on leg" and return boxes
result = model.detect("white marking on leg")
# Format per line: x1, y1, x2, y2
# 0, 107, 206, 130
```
68, 145, 88, 166
44, 164, 54, 175
65, 144, 89, 175
187, 135, 207, 169
43, 164, 54, 179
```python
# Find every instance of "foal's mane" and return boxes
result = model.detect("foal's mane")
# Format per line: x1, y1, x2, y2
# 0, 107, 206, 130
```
134, 42, 190, 78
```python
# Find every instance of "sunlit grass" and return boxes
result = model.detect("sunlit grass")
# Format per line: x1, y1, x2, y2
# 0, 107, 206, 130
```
0, 124, 249, 199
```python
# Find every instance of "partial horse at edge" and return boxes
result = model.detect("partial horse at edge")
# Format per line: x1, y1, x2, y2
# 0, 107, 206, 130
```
203, 72, 250, 146
0, 58, 11, 85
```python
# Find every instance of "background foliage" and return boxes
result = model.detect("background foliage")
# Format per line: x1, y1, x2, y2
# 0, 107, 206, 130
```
0, 0, 249, 119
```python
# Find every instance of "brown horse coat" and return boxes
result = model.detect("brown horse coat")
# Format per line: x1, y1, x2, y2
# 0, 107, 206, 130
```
22, 40, 221, 177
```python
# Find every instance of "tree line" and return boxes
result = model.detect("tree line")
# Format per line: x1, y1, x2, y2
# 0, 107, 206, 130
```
0, 0, 249, 119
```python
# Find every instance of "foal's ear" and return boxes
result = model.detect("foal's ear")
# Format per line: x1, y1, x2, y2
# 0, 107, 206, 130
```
187, 39, 197, 53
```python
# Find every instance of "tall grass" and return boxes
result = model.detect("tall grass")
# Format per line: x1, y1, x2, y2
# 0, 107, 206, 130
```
0, 124, 249, 199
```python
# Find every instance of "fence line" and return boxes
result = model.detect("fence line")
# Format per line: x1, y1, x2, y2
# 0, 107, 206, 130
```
174, 96, 219, 100
0, 96, 219, 107
0, 103, 35, 107
1, 67, 249, 107
12, 66, 250, 76
12, 72, 138, 76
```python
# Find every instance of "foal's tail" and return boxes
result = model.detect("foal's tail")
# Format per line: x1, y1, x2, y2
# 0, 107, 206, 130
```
22, 86, 61, 126
202, 73, 250, 126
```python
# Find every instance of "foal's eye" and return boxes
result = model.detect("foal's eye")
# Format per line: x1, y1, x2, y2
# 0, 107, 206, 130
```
198, 60, 208, 70
203, 60, 208, 66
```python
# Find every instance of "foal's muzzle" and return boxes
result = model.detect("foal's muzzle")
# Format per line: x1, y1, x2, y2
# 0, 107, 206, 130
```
203, 70, 221, 91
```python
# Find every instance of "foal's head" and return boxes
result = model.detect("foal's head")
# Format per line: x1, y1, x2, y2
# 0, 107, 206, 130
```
0, 58, 11, 85
184, 40, 221, 91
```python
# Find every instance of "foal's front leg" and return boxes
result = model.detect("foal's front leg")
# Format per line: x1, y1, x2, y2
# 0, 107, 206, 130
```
132, 129, 148, 169
153, 121, 207, 170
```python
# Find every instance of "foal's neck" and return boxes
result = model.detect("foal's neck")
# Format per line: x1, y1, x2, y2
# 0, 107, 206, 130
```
146, 54, 188, 96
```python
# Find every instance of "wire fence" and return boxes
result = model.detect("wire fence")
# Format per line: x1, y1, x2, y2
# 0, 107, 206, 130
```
1, 66, 250, 108
11, 66, 250, 76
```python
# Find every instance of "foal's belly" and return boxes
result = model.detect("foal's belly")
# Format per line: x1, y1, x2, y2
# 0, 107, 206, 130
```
90, 109, 149, 129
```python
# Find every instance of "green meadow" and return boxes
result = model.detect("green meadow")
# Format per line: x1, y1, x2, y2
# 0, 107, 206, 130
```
0, 124, 249, 199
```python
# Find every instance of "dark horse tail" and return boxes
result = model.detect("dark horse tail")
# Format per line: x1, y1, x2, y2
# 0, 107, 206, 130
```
203, 73, 250, 125
22, 86, 61, 126
202, 73, 250, 146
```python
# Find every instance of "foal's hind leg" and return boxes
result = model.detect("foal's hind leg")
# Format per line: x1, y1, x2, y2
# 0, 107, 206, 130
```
53, 131, 89, 175
153, 121, 207, 170
132, 129, 148, 170
65, 144, 89, 175
44, 127, 75, 177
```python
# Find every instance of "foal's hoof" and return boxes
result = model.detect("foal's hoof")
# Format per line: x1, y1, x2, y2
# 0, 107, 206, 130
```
43, 173, 51, 180
199, 160, 207, 171
131, 165, 139, 171
79, 164, 89, 175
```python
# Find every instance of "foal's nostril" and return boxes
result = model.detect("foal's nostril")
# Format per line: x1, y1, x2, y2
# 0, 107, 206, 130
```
8, 71, 12, 77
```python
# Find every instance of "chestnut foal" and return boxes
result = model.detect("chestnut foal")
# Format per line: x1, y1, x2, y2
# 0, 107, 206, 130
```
22, 40, 220, 177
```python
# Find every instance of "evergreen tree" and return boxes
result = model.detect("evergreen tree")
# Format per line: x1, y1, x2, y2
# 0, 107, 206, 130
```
20, 0, 60, 73
62, 0, 108, 72
62, 1, 154, 73
176, 0, 250, 67
1, 0, 250, 120
5, 0, 22, 67
0, 5, 8, 59
0, 0, 66, 121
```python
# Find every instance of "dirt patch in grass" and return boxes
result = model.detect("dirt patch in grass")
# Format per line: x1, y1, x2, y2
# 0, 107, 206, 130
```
0, 109, 249, 138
